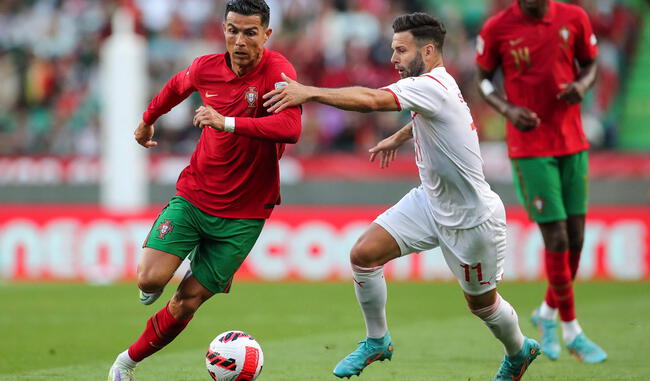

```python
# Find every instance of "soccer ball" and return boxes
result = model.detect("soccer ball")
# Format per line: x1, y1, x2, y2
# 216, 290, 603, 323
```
205, 330, 264, 381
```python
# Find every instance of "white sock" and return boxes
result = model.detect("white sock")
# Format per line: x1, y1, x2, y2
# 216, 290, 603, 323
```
471, 294, 525, 357
539, 300, 558, 320
561, 320, 583, 343
352, 265, 388, 339
117, 350, 137, 367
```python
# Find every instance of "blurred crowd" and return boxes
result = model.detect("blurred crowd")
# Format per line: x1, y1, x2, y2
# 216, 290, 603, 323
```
0, 0, 643, 156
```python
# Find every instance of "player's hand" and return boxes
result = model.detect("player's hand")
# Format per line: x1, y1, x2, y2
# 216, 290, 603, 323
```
134, 121, 158, 148
262, 73, 312, 113
505, 106, 540, 132
193, 105, 225, 130
557, 82, 586, 105
369, 135, 405, 169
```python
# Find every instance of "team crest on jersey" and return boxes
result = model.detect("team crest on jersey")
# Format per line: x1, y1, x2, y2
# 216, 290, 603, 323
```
559, 26, 570, 44
533, 196, 545, 214
245, 86, 258, 108
157, 220, 174, 239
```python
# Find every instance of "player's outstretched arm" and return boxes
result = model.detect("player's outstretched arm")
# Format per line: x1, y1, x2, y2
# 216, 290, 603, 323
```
477, 67, 540, 132
262, 73, 400, 114
369, 123, 413, 169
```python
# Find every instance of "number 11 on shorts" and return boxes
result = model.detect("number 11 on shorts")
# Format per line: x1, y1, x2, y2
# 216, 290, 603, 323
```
460, 263, 491, 285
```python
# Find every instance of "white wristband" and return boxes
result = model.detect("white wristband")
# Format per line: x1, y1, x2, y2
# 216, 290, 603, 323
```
224, 117, 235, 133
480, 79, 496, 96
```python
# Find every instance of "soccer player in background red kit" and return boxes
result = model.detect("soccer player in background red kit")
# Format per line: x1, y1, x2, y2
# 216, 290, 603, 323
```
108, 1, 301, 380
476, 0, 606, 363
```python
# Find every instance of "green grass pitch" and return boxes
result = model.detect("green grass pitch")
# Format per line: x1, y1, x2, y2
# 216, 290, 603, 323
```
1, 281, 649, 380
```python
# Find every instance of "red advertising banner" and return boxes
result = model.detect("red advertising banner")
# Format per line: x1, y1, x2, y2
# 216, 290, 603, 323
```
0, 205, 648, 282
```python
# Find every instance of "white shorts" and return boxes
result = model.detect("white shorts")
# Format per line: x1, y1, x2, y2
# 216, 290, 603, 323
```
374, 187, 506, 296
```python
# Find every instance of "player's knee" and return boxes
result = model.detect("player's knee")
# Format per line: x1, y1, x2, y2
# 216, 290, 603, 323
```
350, 241, 383, 268
544, 231, 569, 253
136, 267, 168, 293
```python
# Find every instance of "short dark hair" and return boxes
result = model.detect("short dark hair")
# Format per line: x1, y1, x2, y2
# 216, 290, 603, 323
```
225, 0, 270, 28
392, 13, 446, 52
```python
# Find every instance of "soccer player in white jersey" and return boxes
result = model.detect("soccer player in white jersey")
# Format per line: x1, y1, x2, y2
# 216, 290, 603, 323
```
264, 12, 539, 381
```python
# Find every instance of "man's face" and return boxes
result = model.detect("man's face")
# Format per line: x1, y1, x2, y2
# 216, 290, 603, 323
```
391, 31, 427, 79
223, 12, 271, 68
518, 0, 548, 17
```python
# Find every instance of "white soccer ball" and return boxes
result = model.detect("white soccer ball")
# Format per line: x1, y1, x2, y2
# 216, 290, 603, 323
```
205, 330, 264, 381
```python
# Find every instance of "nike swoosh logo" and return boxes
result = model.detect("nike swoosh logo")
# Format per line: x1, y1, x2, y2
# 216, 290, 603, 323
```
205, 92, 218, 98
509, 38, 524, 46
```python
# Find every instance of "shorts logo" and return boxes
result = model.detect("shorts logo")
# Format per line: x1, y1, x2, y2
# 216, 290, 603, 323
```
245, 86, 258, 108
157, 219, 174, 239
533, 196, 544, 214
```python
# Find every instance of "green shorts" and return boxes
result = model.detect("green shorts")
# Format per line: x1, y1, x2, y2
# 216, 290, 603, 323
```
511, 151, 589, 223
143, 196, 265, 294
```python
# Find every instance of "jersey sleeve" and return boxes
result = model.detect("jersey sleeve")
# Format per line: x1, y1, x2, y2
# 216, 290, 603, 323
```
233, 57, 302, 143
475, 18, 500, 72
381, 75, 448, 117
142, 59, 198, 125
574, 8, 598, 63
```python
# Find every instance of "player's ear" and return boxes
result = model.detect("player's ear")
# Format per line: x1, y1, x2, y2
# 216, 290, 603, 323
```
425, 44, 436, 59
264, 27, 273, 43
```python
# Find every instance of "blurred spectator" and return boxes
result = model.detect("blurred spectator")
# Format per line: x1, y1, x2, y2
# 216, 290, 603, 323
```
0, 0, 643, 156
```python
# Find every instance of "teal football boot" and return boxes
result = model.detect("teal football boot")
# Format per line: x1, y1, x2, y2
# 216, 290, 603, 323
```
493, 337, 540, 381
333, 333, 393, 378
566, 333, 607, 363
531, 308, 561, 360
138, 290, 162, 305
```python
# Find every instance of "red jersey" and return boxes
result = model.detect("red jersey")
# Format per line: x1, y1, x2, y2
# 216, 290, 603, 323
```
476, 1, 598, 158
143, 50, 301, 219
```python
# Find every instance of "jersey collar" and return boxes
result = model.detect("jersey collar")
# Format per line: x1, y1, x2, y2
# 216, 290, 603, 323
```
513, 0, 556, 24
223, 48, 268, 81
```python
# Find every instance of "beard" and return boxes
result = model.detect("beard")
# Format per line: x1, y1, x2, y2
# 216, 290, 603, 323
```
403, 52, 426, 78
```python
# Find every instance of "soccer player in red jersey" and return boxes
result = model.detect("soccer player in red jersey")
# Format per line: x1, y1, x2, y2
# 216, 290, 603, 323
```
476, 0, 606, 363
108, 1, 301, 380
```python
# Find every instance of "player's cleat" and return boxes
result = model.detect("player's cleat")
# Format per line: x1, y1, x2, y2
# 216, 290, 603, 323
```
529, 307, 540, 327
108, 359, 136, 381
493, 337, 540, 381
138, 290, 162, 305
566, 333, 607, 363
333, 333, 393, 378
531, 308, 561, 360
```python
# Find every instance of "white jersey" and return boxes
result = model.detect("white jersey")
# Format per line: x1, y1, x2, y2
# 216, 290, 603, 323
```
383, 66, 501, 228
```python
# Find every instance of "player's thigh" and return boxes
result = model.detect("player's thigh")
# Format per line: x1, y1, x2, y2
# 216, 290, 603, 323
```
559, 150, 589, 216
373, 186, 440, 258
439, 204, 507, 296
190, 217, 265, 294
140, 197, 202, 284
511, 156, 566, 223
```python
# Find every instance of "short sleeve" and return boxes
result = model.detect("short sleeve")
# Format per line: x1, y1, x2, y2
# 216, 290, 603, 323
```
381, 75, 448, 116
475, 19, 500, 72
574, 8, 598, 63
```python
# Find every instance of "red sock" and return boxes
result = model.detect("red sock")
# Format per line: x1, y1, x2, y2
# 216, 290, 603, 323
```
128, 302, 193, 362
569, 250, 581, 280
545, 249, 575, 322
544, 285, 557, 309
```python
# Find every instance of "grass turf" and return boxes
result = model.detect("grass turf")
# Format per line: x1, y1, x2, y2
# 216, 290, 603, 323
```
1, 281, 648, 380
